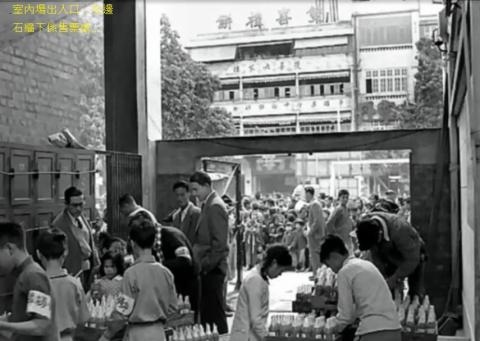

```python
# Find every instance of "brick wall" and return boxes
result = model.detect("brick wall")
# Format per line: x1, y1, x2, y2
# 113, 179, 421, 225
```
0, 30, 90, 145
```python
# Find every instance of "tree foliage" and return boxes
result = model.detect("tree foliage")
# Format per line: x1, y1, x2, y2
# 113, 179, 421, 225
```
161, 14, 235, 140
359, 38, 443, 129
77, 4, 105, 150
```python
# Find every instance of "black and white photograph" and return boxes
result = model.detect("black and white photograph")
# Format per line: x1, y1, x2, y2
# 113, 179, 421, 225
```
0, 0, 477, 340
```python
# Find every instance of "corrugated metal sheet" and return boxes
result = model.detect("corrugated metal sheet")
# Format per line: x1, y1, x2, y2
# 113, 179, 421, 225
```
294, 36, 348, 49
189, 45, 237, 62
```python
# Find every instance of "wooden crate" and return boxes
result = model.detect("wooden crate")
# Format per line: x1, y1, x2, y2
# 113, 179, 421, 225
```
402, 332, 438, 341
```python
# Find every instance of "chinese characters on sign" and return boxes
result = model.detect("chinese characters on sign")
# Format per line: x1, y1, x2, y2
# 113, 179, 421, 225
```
246, 13, 263, 30
229, 59, 303, 75
11, 3, 113, 34
276, 8, 292, 26
216, 14, 232, 30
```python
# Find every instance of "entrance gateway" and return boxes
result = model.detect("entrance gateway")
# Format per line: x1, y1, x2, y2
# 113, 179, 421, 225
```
156, 128, 451, 314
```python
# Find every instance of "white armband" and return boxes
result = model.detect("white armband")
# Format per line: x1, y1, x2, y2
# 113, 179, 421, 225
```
174, 246, 192, 261
27, 290, 51, 319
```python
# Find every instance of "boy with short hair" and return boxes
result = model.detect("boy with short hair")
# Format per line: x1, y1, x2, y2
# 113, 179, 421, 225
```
36, 229, 89, 341
320, 235, 401, 341
101, 220, 178, 341
0, 222, 58, 341
288, 219, 307, 271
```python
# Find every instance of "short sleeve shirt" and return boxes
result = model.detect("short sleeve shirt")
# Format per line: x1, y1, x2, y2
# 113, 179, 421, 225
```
9, 257, 58, 341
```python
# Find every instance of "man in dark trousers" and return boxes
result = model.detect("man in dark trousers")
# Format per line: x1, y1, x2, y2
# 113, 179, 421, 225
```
354, 211, 426, 297
128, 211, 201, 321
190, 171, 229, 334
52, 186, 99, 291
172, 181, 201, 245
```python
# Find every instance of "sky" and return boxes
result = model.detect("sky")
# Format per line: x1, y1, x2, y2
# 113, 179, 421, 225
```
152, 0, 444, 45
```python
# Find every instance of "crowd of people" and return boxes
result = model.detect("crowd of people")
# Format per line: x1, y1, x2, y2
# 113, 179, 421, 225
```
0, 170, 421, 341
228, 188, 412, 281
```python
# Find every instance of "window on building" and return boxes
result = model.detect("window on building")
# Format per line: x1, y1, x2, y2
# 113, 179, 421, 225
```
274, 87, 280, 98
253, 88, 259, 100
229, 91, 235, 100
320, 85, 325, 96
387, 78, 393, 92
310, 85, 315, 96
340, 83, 344, 94
366, 68, 408, 94
285, 87, 291, 98
395, 78, 401, 91
380, 79, 386, 92
366, 79, 372, 94
330, 85, 335, 94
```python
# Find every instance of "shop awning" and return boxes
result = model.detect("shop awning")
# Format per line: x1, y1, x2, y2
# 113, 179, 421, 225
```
188, 45, 237, 62
242, 74, 296, 84
294, 36, 349, 49
298, 71, 350, 80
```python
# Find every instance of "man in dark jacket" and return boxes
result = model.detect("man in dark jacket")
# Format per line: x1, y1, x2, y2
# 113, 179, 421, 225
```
52, 186, 99, 291
190, 171, 229, 334
354, 211, 426, 297
172, 181, 201, 245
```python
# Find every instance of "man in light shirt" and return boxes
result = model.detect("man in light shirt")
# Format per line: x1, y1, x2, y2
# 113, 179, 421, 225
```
320, 235, 401, 341
326, 189, 354, 251
305, 186, 325, 279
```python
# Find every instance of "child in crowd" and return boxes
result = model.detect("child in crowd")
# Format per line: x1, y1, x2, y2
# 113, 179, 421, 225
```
108, 237, 127, 258
109, 237, 134, 268
89, 251, 125, 301
36, 229, 89, 341
0, 222, 57, 341
282, 222, 297, 267
230, 244, 292, 341
101, 219, 177, 341
288, 219, 308, 271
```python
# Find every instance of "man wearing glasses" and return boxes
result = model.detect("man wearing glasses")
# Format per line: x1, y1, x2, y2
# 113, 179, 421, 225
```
52, 186, 99, 291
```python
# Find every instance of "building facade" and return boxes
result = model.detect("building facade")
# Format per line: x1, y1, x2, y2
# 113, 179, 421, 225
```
186, 10, 436, 197
186, 22, 355, 136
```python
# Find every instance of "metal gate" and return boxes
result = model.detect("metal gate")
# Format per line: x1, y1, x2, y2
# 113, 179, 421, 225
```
103, 151, 142, 239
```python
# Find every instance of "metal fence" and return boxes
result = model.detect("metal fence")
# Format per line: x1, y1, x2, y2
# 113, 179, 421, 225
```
103, 150, 142, 240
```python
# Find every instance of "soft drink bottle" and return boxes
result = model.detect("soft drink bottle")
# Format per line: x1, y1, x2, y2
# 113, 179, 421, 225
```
426, 305, 437, 334
212, 324, 219, 341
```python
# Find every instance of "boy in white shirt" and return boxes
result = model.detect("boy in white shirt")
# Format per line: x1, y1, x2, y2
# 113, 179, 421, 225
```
320, 235, 401, 341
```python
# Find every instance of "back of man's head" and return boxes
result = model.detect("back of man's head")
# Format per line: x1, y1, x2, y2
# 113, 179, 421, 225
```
36, 229, 67, 260
0, 222, 25, 251
119, 194, 136, 207
319, 234, 348, 263
356, 218, 382, 251
129, 220, 156, 249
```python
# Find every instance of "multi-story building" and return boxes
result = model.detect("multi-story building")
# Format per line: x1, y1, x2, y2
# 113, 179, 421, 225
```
186, 22, 355, 136
186, 9, 435, 196
419, 14, 439, 39
353, 9, 421, 130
